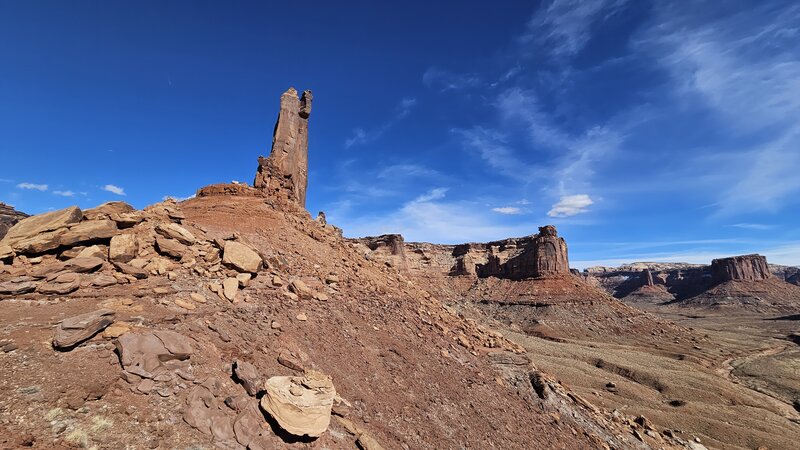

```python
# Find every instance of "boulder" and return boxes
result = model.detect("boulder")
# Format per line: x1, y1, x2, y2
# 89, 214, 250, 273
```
58, 220, 118, 247
38, 272, 81, 295
155, 223, 196, 245
115, 330, 192, 376
223, 277, 239, 301
109, 234, 138, 263
0, 277, 38, 295
155, 236, 189, 259
0, 202, 29, 240
232, 359, 263, 396
260, 370, 336, 438
53, 309, 115, 349
113, 261, 149, 279
0, 243, 13, 260
1, 206, 82, 252
63, 256, 104, 273
75, 245, 107, 260
222, 241, 262, 273
82, 201, 134, 220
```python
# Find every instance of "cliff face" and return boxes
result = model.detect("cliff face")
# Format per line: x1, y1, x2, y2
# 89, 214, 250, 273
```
711, 254, 770, 282
0, 203, 29, 240
355, 225, 570, 280
254, 87, 312, 207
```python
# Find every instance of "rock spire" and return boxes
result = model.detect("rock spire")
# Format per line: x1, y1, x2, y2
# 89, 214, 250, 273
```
254, 87, 313, 207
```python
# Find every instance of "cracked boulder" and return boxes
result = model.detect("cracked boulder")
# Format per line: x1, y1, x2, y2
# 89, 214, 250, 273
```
115, 330, 193, 377
259, 370, 336, 438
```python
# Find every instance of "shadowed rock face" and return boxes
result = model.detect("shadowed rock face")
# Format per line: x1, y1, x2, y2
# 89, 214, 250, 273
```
0, 203, 30, 240
254, 87, 312, 207
641, 269, 655, 287
711, 254, 770, 282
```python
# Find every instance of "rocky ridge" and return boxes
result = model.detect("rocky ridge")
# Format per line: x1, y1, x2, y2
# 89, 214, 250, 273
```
0, 88, 693, 449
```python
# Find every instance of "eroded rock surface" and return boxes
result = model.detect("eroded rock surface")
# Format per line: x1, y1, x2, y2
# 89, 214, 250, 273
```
253, 87, 312, 206
711, 254, 771, 282
260, 370, 336, 438
0, 202, 29, 240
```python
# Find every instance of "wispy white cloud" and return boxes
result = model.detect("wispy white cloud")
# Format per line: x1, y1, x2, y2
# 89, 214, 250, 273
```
53, 190, 75, 197
637, 1, 800, 216
345, 97, 418, 148
376, 164, 439, 179
456, 127, 543, 182
730, 223, 774, 231
17, 182, 48, 191
492, 206, 521, 215
548, 194, 593, 217
413, 187, 448, 203
520, 0, 631, 59
102, 184, 126, 196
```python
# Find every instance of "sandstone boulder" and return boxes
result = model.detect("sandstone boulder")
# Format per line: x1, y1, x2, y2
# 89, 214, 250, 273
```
0, 277, 38, 295
53, 309, 115, 349
38, 272, 81, 295
0, 202, 29, 240
232, 359, 263, 396
260, 370, 336, 437
82, 201, 134, 220
1, 206, 82, 253
109, 234, 138, 263
113, 261, 149, 279
115, 330, 192, 376
155, 223, 196, 245
223, 277, 239, 301
0, 243, 13, 260
58, 220, 117, 247
155, 236, 189, 259
222, 241, 262, 273
75, 245, 107, 260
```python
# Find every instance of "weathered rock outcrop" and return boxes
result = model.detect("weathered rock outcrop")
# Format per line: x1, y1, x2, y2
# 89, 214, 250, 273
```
0, 202, 29, 240
254, 87, 313, 207
260, 370, 336, 438
361, 225, 572, 280
711, 254, 770, 282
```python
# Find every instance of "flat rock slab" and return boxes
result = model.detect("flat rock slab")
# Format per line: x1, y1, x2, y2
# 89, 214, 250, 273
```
38, 272, 81, 295
2, 206, 82, 250
222, 241, 262, 273
53, 309, 115, 349
0, 277, 38, 295
155, 236, 189, 259
113, 261, 148, 279
155, 223, 196, 245
115, 330, 192, 376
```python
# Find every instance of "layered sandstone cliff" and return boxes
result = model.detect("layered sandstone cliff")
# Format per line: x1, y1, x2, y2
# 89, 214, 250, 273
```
711, 254, 770, 282
355, 225, 570, 281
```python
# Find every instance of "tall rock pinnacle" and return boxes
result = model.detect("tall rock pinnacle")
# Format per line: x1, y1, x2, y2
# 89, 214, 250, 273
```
532, 225, 569, 277
254, 87, 313, 207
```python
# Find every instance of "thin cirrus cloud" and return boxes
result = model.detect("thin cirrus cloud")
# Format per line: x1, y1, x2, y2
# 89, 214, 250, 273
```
53, 190, 75, 197
102, 184, 126, 196
344, 97, 418, 148
547, 194, 594, 217
17, 182, 48, 191
492, 206, 521, 215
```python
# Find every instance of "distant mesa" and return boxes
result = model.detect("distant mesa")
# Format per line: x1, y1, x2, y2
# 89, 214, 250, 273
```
711, 254, 770, 282
197, 87, 313, 208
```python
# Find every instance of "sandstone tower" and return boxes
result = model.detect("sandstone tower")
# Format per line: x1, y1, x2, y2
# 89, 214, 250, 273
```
254, 87, 313, 207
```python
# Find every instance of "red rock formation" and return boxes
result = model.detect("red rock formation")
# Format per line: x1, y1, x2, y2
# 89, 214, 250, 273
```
641, 269, 655, 287
254, 88, 312, 207
0, 202, 29, 240
532, 225, 569, 277
711, 254, 770, 282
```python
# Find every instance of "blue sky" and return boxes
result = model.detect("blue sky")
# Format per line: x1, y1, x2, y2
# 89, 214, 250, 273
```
2, 1, 799, 268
